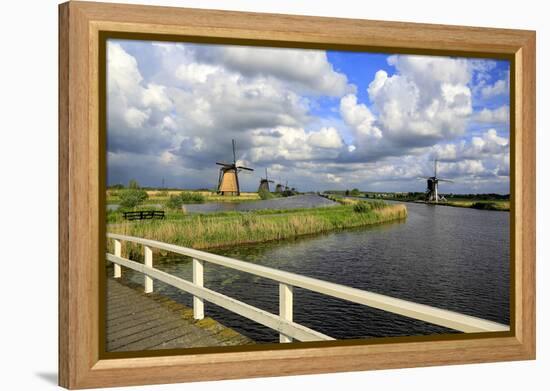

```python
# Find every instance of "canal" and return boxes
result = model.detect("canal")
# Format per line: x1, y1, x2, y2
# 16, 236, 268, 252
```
115, 201, 510, 343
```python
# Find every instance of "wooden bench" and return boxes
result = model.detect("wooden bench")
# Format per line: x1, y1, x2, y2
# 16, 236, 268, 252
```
122, 210, 165, 221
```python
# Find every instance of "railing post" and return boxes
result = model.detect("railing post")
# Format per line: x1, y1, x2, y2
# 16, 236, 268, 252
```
144, 246, 153, 293
113, 239, 122, 278
193, 258, 204, 320
279, 283, 293, 343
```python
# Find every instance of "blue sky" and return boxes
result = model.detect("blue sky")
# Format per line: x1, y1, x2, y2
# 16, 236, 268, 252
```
107, 39, 510, 193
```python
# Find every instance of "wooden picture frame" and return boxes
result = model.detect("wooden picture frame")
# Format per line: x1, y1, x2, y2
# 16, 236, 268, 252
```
59, 1, 536, 388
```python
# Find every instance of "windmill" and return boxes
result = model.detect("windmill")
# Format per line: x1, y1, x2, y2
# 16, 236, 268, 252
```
420, 159, 453, 203
258, 168, 274, 193
216, 139, 254, 196
274, 179, 284, 193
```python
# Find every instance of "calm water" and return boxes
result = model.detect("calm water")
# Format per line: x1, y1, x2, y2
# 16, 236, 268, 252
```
183, 194, 337, 213
114, 201, 510, 343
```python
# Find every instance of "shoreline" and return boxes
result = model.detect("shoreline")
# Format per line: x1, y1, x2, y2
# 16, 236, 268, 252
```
366, 197, 509, 212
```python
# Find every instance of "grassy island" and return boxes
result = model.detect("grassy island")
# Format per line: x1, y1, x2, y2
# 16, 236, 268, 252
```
107, 202, 407, 255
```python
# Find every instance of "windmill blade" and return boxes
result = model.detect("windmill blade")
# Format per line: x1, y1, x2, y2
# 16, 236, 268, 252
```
216, 162, 234, 167
417, 176, 431, 180
268, 180, 275, 183
232, 139, 237, 165
237, 166, 254, 171
439, 178, 454, 183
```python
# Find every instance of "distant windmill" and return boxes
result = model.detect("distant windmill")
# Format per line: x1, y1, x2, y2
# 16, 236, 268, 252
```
258, 168, 274, 193
216, 139, 254, 196
420, 159, 453, 203
274, 179, 284, 193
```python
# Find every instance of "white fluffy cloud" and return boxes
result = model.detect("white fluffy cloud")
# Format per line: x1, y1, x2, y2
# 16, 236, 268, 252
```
481, 79, 508, 99
438, 160, 486, 177
367, 56, 473, 144
193, 45, 353, 97
175, 63, 220, 84
468, 129, 509, 155
474, 105, 509, 123
141, 83, 173, 111
336, 55, 480, 166
431, 129, 509, 182
340, 94, 382, 140
247, 126, 344, 164
434, 129, 508, 161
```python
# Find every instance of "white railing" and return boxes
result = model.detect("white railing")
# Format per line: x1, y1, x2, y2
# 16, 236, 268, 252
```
106, 233, 509, 343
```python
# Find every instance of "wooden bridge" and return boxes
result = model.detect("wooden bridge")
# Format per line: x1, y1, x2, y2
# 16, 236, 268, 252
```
106, 233, 509, 349
106, 279, 253, 351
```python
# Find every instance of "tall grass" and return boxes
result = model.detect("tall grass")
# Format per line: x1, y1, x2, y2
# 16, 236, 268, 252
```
443, 200, 509, 211
107, 204, 407, 256
353, 200, 386, 212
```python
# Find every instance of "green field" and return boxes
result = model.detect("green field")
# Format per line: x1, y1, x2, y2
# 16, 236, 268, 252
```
107, 202, 407, 255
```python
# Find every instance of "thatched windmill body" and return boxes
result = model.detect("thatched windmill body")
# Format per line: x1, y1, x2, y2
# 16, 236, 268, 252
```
216, 139, 253, 196
421, 159, 453, 203
258, 168, 274, 192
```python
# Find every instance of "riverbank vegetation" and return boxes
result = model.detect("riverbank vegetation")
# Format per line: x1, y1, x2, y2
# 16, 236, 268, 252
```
324, 190, 509, 211
107, 189, 261, 204
441, 199, 509, 211
107, 202, 407, 255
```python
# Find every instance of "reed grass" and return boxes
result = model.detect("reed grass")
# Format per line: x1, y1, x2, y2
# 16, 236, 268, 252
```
442, 200, 509, 211
107, 204, 407, 256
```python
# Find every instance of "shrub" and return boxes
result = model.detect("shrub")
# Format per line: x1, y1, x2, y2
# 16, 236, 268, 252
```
165, 194, 184, 210
180, 191, 205, 204
119, 188, 148, 209
165, 192, 205, 210
258, 189, 274, 200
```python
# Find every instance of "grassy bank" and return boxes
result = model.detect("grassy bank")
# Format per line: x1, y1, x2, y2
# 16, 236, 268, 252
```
441, 199, 509, 211
106, 190, 261, 205
108, 203, 407, 255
